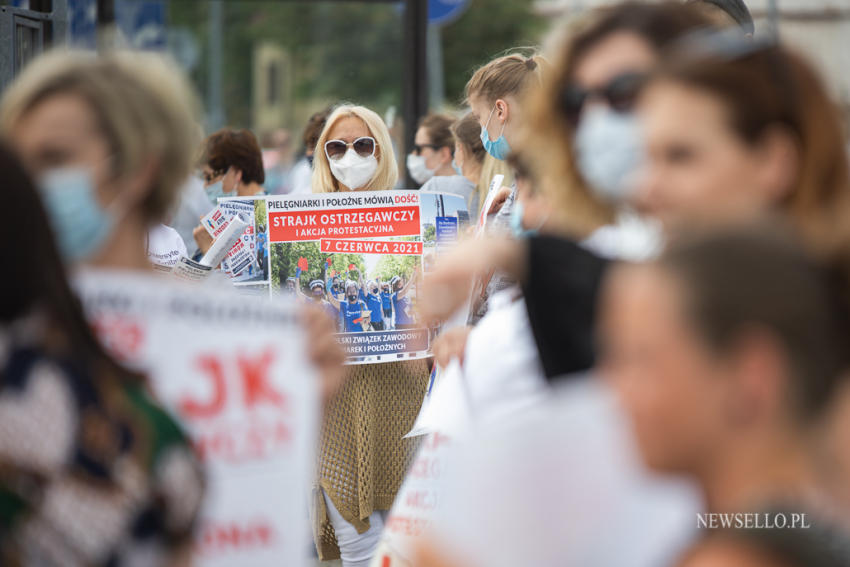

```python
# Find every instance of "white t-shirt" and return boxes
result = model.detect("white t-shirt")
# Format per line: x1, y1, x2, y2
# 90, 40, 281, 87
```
147, 223, 187, 269
420, 175, 479, 217
582, 209, 663, 261
289, 157, 313, 195
462, 287, 548, 426
168, 176, 215, 257
430, 379, 702, 567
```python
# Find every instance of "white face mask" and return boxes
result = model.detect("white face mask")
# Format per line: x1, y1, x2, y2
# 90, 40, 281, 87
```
329, 148, 378, 190
574, 106, 644, 204
406, 153, 435, 185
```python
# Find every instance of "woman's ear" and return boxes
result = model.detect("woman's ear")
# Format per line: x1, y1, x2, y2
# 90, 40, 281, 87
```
755, 126, 800, 205
495, 98, 509, 124
120, 156, 160, 209
439, 146, 453, 166
454, 143, 464, 165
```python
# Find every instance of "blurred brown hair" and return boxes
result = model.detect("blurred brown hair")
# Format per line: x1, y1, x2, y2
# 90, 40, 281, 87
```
201, 128, 265, 185
653, 38, 850, 248
418, 113, 455, 150
0, 50, 200, 224
451, 113, 486, 164
451, 113, 488, 213
659, 220, 849, 419
523, 2, 714, 238
303, 106, 332, 155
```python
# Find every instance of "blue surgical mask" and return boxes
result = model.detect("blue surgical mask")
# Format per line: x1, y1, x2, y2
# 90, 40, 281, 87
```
510, 200, 535, 238
509, 199, 548, 239
480, 104, 511, 161
451, 159, 463, 176
38, 167, 116, 263
204, 172, 236, 204
575, 106, 644, 204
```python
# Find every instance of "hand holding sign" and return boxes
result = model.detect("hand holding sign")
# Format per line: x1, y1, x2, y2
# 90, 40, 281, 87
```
487, 186, 512, 216
418, 236, 524, 323
193, 224, 214, 255
299, 303, 346, 399
298, 257, 309, 272
432, 325, 473, 369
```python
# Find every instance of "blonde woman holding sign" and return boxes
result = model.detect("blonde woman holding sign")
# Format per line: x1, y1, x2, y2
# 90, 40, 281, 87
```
311, 104, 430, 566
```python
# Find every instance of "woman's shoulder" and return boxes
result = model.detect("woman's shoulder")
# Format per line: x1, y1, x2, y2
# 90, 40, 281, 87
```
0, 327, 204, 556
0, 330, 197, 471
420, 175, 474, 196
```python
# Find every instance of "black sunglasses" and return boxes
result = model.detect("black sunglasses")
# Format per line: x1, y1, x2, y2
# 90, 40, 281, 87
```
412, 144, 440, 155
324, 136, 377, 161
560, 72, 647, 127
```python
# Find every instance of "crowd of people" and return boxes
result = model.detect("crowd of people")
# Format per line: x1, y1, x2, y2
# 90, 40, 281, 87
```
2, 0, 850, 566
289, 268, 419, 333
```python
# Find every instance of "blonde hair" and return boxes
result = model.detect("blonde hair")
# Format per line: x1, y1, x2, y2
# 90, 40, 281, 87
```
521, 14, 615, 238
451, 113, 490, 215
0, 49, 200, 223
523, 4, 716, 238
477, 154, 515, 216
311, 104, 398, 193
465, 52, 548, 106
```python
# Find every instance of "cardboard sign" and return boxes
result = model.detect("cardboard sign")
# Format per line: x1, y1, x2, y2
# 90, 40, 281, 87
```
74, 269, 318, 567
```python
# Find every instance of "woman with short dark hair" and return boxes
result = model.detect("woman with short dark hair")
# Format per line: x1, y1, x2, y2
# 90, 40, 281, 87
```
199, 128, 267, 200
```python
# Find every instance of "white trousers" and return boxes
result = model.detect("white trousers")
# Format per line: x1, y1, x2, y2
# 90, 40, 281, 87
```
323, 491, 387, 567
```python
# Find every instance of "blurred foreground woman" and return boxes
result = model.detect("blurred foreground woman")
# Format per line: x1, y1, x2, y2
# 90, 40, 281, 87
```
0, 144, 202, 565
601, 222, 850, 561
0, 50, 199, 271
0, 50, 343, 395
422, 2, 713, 376
602, 223, 849, 516
637, 31, 850, 247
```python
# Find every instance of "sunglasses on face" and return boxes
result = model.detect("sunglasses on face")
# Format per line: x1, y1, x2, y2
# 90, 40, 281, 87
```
560, 72, 647, 126
411, 144, 440, 155
324, 136, 377, 161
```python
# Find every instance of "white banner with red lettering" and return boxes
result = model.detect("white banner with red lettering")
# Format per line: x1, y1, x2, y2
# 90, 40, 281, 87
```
73, 268, 318, 567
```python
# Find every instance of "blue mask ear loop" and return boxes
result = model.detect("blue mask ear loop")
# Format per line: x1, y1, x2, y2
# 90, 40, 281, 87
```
485, 103, 507, 140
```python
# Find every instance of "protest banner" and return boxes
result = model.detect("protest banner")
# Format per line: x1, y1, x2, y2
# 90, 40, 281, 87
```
267, 190, 468, 364
371, 361, 471, 567
172, 255, 214, 283
372, 430, 453, 567
208, 197, 270, 285
73, 269, 318, 567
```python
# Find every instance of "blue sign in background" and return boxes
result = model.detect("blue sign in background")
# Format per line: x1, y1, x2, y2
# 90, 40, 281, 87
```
56, 0, 166, 50
428, 0, 470, 26
435, 216, 459, 244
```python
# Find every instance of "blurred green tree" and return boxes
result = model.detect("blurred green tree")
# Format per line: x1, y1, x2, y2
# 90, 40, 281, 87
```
169, 1, 544, 129
441, 0, 545, 105
373, 253, 418, 283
